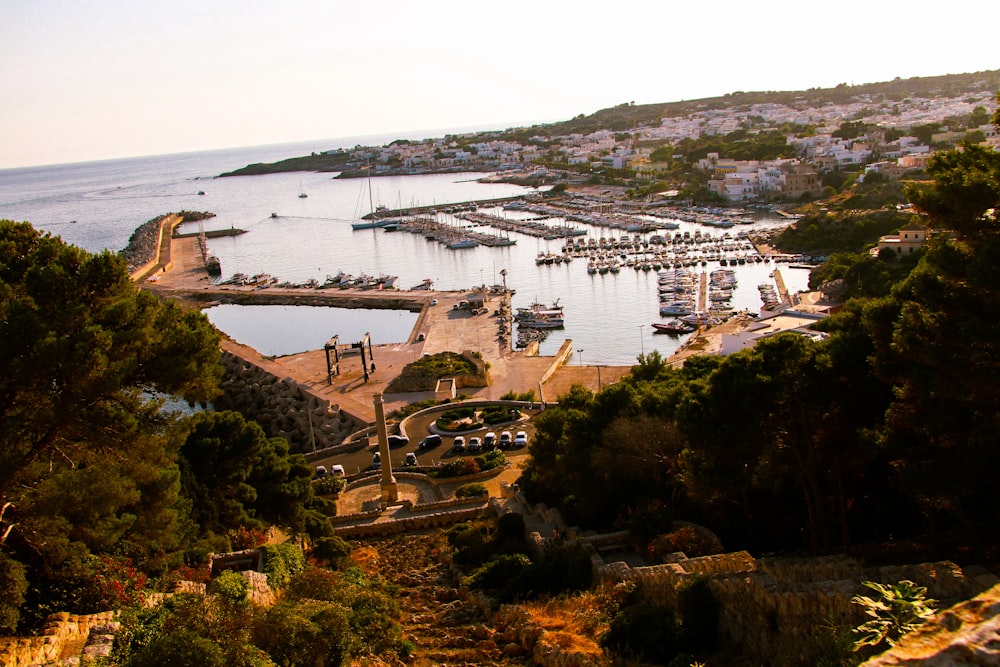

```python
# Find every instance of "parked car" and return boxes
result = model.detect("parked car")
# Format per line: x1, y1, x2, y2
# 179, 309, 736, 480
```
418, 434, 443, 449
403, 452, 418, 467
483, 432, 496, 450
452, 435, 466, 452
467, 436, 482, 452
314, 465, 328, 478
330, 464, 346, 477
372, 451, 381, 468
387, 434, 409, 447
513, 431, 529, 447
498, 431, 512, 449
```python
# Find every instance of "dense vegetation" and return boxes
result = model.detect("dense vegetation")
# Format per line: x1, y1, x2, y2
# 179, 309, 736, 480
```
108, 557, 412, 666
0, 223, 337, 632
519, 102, 1000, 562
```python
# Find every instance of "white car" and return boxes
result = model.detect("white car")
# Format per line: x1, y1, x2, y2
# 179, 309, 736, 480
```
467, 436, 482, 452
513, 431, 528, 447
452, 435, 466, 452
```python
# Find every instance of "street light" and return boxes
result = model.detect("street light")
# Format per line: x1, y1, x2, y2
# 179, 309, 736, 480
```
577, 348, 584, 384
638, 324, 645, 357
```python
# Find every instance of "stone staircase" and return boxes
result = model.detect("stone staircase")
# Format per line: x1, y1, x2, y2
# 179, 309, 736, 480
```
367, 533, 528, 666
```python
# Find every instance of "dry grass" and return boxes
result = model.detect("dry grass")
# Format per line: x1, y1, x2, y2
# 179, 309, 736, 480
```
349, 545, 382, 577
518, 591, 612, 658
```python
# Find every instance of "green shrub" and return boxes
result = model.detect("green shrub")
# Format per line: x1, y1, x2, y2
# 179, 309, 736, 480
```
0, 555, 27, 633
475, 449, 507, 472
852, 580, 937, 654
446, 523, 494, 567
648, 525, 721, 561
500, 390, 536, 402
466, 553, 532, 593
211, 570, 250, 608
315, 475, 346, 496
254, 600, 352, 667
601, 602, 682, 664
133, 629, 228, 667
455, 483, 487, 498
436, 458, 480, 478
313, 536, 353, 567
480, 406, 520, 424
303, 508, 336, 541
260, 543, 307, 589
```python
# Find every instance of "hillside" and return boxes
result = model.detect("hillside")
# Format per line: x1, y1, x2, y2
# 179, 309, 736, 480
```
495, 69, 1000, 139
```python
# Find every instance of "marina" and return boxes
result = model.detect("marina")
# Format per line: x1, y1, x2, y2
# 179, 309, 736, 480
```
2, 148, 814, 366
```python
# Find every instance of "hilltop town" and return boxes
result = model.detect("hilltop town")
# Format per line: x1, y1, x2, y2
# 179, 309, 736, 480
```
224, 70, 999, 204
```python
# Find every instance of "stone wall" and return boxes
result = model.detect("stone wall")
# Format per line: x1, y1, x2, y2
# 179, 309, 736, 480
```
0, 611, 118, 667
495, 486, 993, 666
333, 506, 486, 539
215, 351, 359, 453
597, 552, 982, 666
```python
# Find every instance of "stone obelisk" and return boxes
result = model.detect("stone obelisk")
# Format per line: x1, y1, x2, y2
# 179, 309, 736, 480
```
373, 393, 398, 503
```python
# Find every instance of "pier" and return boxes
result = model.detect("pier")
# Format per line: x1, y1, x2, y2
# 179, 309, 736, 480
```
361, 195, 524, 220
457, 211, 587, 240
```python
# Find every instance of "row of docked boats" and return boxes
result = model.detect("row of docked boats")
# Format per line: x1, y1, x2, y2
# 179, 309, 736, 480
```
513, 299, 565, 348
653, 267, 739, 334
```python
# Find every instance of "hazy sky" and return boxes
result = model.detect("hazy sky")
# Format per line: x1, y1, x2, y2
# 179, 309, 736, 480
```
2, 0, 996, 169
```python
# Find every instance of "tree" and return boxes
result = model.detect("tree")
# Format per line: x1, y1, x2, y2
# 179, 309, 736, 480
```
178, 411, 314, 537
856, 103, 1000, 548
0, 221, 222, 618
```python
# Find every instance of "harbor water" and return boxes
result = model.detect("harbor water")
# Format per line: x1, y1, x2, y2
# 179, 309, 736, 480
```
1, 140, 811, 365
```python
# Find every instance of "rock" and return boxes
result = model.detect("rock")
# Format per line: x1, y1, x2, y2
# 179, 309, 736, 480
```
503, 642, 524, 657
861, 582, 1000, 666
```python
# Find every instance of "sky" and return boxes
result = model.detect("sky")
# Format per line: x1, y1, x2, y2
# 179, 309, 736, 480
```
1, 0, 997, 170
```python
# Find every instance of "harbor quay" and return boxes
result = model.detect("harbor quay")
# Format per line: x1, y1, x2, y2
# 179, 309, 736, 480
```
140, 227, 639, 425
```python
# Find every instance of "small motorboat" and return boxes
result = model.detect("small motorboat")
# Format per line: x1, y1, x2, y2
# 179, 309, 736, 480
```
652, 321, 695, 335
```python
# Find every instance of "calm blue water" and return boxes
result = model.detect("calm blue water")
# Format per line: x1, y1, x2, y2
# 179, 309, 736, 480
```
0, 137, 811, 364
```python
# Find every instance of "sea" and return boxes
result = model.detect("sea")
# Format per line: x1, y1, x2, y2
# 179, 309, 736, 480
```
0, 136, 811, 365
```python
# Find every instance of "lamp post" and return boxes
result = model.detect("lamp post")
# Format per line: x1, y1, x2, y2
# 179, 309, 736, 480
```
577, 348, 584, 383
638, 324, 645, 357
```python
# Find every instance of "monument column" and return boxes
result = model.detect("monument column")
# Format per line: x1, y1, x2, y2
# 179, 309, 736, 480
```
373, 392, 398, 503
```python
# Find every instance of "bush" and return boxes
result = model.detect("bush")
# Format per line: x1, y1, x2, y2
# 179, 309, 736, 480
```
480, 406, 520, 424
228, 526, 268, 551
312, 536, 353, 567
210, 570, 251, 608
254, 600, 352, 667
475, 449, 507, 472
315, 475, 346, 496
260, 543, 307, 589
648, 525, 721, 562
455, 483, 487, 498
465, 553, 532, 594
601, 603, 682, 664
284, 567, 343, 602
303, 508, 336, 540
436, 458, 480, 478
133, 629, 228, 667
0, 555, 27, 633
